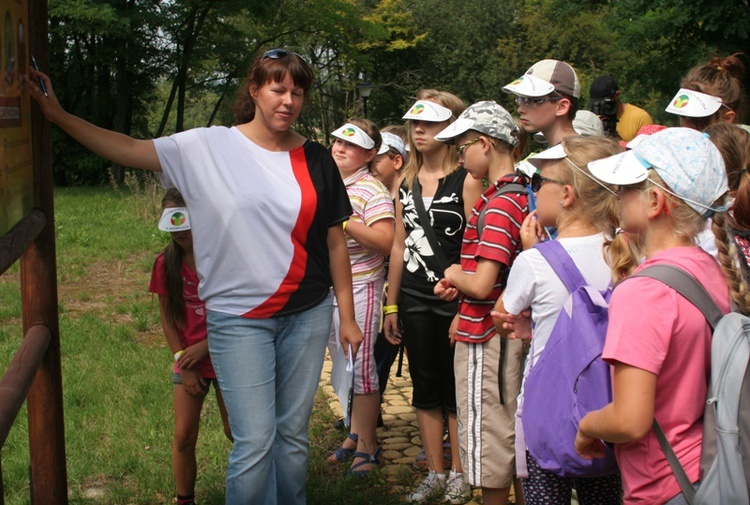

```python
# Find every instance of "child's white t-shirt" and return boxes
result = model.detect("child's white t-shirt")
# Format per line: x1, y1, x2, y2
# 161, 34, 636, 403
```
502, 234, 613, 368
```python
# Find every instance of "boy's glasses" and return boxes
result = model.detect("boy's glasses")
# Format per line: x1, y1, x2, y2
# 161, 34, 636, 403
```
261, 48, 303, 61
456, 138, 480, 156
530, 172, 566, 192
515, 95, 563, 107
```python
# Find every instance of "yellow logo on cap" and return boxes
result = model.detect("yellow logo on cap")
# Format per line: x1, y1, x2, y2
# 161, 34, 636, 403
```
342, 127, 356, 137
410, 104, 425, 115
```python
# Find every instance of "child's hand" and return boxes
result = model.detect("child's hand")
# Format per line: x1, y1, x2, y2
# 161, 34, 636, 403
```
448, 313, 459, 347
491, 309, 532, 340
339, 319, 363, 359
520, 210, 543, 249
434, 278, 458, 302
575, 430, 607, 460
177, 341, 209, 370
180, 369, 207, 397
383, 314, 402, 345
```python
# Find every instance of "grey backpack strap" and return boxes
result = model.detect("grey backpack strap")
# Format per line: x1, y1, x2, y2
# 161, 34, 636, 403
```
477, 183, 527, 236
653, 420, 697, 504
631, 264, 724, 329
634, 263, 724, 504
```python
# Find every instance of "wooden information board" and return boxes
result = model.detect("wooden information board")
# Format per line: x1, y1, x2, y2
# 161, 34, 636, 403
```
0, 0, 33, 237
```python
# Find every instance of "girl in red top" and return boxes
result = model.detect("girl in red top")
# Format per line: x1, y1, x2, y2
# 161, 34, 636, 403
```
149, 189, 232, 505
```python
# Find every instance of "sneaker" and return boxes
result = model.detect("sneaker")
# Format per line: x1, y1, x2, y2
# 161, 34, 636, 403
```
407, 471, 445, 503
444, 472, 471, 504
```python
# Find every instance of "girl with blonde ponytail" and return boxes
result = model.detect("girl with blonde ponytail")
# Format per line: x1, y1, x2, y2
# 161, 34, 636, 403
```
495, 135, 631, 504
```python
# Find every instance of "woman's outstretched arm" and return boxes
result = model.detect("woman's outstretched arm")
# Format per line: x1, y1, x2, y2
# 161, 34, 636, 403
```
21, 68, 162, 172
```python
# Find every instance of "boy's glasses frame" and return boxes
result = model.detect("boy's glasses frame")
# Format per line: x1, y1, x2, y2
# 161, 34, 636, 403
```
515, 95, 563, 107
456, 138, 481, 156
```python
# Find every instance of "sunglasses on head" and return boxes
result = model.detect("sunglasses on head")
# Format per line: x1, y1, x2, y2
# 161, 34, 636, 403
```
515, 95, 563, 107
261, 48, 304, 61
530, 172, 566, 192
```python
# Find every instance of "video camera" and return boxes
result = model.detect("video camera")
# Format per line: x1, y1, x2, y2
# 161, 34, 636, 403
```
590, 98, 618, 138
590, 98, 617, 118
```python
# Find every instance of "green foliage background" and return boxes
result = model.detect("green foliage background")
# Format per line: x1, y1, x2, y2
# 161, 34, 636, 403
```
46, 0, 750, 185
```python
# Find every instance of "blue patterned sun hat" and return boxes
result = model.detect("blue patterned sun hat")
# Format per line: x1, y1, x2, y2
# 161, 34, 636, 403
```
588, 127, 728, 216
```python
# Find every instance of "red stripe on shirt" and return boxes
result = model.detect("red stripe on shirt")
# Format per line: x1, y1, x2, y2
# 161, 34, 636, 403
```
244, 146, 317, 317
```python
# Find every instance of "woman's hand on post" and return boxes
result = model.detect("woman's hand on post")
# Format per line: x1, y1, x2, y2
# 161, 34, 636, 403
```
20, 67, 64, 123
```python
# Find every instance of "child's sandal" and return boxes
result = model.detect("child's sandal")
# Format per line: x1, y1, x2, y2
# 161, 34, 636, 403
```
326, 432, 358, 463
348, 446, 382, 477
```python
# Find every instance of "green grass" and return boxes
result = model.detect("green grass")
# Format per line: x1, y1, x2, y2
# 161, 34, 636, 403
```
0, 187, 402, 504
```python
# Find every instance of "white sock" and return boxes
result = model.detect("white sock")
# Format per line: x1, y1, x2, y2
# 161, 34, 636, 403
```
449, 469, 463, 479
436, 472, 446, 483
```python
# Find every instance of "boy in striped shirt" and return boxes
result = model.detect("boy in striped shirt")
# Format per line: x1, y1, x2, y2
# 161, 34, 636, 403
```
434, 101, 528, 505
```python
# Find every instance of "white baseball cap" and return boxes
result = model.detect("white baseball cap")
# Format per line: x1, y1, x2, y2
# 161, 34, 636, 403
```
378, 132, 407, 158
503, 59, 581, 98
331, 123, 375, 149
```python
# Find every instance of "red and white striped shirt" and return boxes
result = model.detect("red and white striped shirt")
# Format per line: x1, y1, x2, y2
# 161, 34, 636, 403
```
455, 175, 528, 343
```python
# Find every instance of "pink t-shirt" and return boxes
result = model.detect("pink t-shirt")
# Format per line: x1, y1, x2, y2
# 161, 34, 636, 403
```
149, 253, 216, 379
603, 246, 730, 504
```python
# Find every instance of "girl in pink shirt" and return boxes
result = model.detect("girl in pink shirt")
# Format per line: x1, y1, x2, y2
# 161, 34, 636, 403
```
150, 189, 232, 505
576, 128, 748, 504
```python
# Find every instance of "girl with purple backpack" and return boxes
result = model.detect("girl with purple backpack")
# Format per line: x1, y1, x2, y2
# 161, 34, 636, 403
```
493, 136, 636, 504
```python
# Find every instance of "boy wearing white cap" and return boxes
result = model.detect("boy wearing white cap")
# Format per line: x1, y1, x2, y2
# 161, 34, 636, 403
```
503, 59, 581, 147
326, 118, 395, 475
433, 101, 529, 505
372, 128, 408, 199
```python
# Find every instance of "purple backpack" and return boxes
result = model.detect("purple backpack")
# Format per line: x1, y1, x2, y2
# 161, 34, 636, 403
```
521, 240, 619, 477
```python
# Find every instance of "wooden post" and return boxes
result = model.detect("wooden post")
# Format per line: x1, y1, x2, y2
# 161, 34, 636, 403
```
21, 0, 69, 502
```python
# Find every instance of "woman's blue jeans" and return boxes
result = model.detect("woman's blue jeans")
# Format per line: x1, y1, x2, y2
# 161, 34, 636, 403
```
207, 295, 332, 505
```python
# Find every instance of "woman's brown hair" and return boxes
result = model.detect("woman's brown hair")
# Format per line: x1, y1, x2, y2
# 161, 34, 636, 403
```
233, 49, 314, 125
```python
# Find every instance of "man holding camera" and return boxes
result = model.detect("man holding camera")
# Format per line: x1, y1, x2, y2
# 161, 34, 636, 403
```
588, 76, 653, 142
